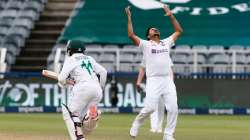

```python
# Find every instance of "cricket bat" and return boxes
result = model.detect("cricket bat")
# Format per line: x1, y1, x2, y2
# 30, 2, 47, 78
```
42, 70, 58, 80
42, 70, 75, 85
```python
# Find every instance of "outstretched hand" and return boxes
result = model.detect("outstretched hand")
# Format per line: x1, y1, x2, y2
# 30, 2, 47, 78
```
163, 4, 172, 16
125, 6, 131, 17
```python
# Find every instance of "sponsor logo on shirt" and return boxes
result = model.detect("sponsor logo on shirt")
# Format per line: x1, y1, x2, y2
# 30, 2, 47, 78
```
151, 48, 168, 54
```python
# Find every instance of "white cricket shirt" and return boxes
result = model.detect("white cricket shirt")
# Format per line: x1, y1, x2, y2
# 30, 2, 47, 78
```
140, 47, 174, 68
139, 36, 175, 77
58, 53, 107, 87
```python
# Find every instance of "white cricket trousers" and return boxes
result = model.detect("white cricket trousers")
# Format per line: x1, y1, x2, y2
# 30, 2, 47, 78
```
130, 76, 178, 139
150, 97, 165, 131
68, 81, 103, 120
62, 81, 103, 140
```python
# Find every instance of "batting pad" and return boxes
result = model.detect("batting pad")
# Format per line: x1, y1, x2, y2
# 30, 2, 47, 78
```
62, 104, 85, 140
82, 110, 101, 135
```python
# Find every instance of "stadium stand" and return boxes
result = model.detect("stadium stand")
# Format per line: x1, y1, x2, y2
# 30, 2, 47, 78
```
46, 0, 250, 78
0, 0, 47, 71
2, 0, 250, 116
59, 0, 250, 46
9, 0, 77, 72
48, 43, 250, 76
0, 0, 249, 76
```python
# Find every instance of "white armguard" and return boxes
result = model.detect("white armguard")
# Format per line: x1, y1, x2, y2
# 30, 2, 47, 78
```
99, 70, 107, 89
93, 60, 107, 89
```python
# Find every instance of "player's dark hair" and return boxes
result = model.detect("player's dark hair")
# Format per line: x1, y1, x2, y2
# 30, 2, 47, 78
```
67, 48, 85, 56
66, 40, 86, 56
145, 26, 154, 40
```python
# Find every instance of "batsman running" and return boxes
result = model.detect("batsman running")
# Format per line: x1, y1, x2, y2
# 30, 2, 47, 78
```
57, 40, 107, 140
125, 4, 183, 140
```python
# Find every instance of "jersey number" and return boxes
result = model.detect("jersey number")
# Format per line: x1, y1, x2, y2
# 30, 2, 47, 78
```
81, 60, 93, 75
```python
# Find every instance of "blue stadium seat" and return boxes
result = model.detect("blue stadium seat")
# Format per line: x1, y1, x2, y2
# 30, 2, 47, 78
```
19, 9, 39, 20
120, 53, 134, 63
1, 9, 18, 19
0, 1, 7, 11
4, 35, 24, 48
8, 26, 30, 38
209, 54, 230, 73
103, 45, 119, 49
208, 45, 225, 54
14, 18, 34, 29
209, 54, 230, 65
4, 51, 16, 64
85, 44, 102, 49
119, 63, 133, 72
175, 45, 191, 56
99, 53, 116, 63
234, 55, 246, 65
192, 45, 208, 57
0, 18, 13, 28
229, 45, 245, 51
6, 0, 24, 10
134, 53, 143, 63
86, 52, 100, 61
24, 0, 44, 13
0, 26, 9, 38
187, 55, 207, 65
245, 55, 250, 73
172, 54, 187, 64
100, 62, 115, 72
123, 45, 137, 49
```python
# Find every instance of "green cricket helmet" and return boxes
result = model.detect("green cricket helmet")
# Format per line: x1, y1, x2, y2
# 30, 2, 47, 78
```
66, 40, 86, 56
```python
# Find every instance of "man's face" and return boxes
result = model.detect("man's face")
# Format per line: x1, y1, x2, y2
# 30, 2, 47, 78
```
148, 28, 160, 39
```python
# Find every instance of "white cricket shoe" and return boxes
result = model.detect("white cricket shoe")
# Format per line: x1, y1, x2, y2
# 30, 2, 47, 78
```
164, 135, 175, 140
130, 127, 138, 139
156, 129, 162, 133
150, 129, 157, 133
150, 129, 162, 133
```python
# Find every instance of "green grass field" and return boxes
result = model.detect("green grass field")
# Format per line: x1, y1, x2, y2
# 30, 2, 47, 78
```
0, 113, 249, 140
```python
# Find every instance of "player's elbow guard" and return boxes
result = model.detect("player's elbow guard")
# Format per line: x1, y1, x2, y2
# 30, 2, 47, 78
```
99, 66, 107, 77
100, 69, 108, 88
103, 69, 108, 77
102, 69, 108, 81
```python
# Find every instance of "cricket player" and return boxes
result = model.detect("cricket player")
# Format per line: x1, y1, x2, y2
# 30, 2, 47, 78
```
137, 57, 175, 133
125, 4, 183, 140
58, 40, 107, 140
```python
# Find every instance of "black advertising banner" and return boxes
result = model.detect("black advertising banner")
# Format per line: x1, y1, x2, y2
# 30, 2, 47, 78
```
0, 77, 250, 108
